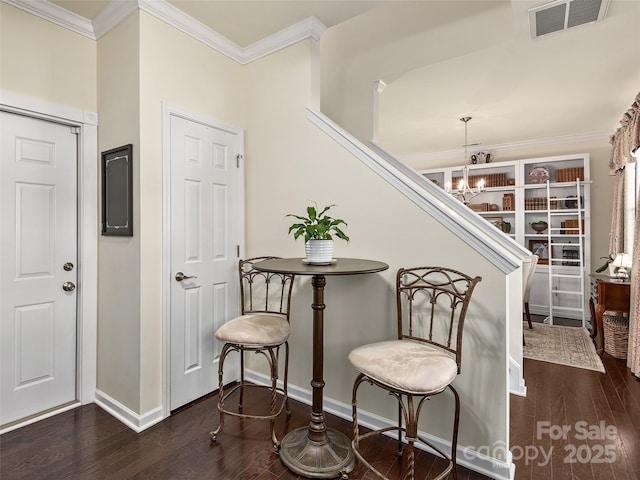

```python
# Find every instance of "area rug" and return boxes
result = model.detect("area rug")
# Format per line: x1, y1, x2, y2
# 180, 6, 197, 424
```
523, 323, 605, 373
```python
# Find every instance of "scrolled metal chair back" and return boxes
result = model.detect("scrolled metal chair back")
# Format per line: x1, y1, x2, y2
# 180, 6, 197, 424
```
396, 266, 481, 372
240, 257, 294, 319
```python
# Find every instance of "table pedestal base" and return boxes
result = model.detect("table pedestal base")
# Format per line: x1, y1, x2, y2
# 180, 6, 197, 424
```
279, 426, 355, 479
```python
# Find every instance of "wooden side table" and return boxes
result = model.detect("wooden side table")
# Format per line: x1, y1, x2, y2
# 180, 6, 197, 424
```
589, 274, 631, 356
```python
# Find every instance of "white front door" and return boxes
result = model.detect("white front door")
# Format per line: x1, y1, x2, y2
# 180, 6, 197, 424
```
0, 112, 78, 426
169, 114, 241, 410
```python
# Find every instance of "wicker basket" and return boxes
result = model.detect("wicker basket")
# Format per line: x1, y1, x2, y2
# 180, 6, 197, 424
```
603, 312, 629, 360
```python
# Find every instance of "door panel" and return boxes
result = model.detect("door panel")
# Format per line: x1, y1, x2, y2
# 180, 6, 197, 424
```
1, 112, 78, 425
170, 115, 240, 410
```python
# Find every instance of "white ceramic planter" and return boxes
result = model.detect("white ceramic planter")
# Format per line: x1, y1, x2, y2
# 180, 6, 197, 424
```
305, 239, 334, 264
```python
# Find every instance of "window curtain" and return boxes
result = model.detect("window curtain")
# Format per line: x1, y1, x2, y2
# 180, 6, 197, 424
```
630, 184, 640, 377
611, 92, 640, 377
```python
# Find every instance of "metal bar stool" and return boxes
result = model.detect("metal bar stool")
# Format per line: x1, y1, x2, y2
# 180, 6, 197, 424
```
210, 257, 295, 450
348, 266, 481, 480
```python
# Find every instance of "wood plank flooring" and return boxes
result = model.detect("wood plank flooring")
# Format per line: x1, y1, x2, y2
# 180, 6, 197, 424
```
2, 354, 639, 479
511, 354, 640, 480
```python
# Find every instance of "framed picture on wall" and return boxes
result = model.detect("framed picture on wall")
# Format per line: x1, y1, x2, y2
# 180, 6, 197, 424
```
102, 144, 133, 236
528, 239, 549, 265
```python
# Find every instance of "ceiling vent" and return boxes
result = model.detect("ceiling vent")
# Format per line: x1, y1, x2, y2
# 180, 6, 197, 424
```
529, 0, 610, 38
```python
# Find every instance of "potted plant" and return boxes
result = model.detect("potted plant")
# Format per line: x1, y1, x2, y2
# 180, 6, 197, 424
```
595, 254, 614, 274
287, 203, 349, 264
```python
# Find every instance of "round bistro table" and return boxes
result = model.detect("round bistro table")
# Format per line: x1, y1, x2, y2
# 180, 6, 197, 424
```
254, 257, 389, 479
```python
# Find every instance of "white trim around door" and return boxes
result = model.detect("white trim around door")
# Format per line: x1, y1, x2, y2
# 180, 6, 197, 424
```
161, 103, 245, 419
0, 89, 98, 434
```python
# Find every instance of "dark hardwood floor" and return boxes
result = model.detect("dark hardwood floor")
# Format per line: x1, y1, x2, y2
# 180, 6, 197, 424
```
512, 354, 640, 480
2, 355, 639, 479
0, 387, 486, 480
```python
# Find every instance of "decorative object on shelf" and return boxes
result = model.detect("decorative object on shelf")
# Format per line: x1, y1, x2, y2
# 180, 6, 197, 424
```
561, 242, 580, 265
502, 222, 512, 234
555, 167, 584, 183
525, 196, 548, 210
471, 151, 491, 164
564, 195, 583, 209
286, 203, 349, 265
530, 221, 548, 234
468, 203, 499, 212
561, 219, 583, 234
611, 252, 632, 279
486, 216, 504, 231
528, 166, 550, 184
452, 172, 507, 188
446, 117, 485, 205
502, 193, 515, 211
529, 239, 549, 264
549, 196, 561, 209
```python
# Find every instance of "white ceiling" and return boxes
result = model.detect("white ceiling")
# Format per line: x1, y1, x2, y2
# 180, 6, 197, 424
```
45, 0, 640, 158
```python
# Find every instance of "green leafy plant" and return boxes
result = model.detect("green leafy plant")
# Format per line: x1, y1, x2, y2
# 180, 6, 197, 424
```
287, 203, 350, 243
595, 254, 614, 273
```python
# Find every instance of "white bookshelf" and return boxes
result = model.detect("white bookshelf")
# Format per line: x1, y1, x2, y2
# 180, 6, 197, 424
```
421, 153, 590, 322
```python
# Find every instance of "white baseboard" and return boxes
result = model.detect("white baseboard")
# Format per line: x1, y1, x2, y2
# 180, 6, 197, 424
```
245, 370, 514, 480
508, 356, 527, 397
94, 389, 163, 433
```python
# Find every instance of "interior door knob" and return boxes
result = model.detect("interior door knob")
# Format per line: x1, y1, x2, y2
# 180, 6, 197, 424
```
62, 281, 76, 292
175, 272, 197, 282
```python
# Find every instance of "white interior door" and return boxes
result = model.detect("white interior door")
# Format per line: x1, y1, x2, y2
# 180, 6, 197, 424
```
0, 111, 78, 426
170, 115, 241, 410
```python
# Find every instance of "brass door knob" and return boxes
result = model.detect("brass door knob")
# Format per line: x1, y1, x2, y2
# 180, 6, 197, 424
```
62, 281, 76, 292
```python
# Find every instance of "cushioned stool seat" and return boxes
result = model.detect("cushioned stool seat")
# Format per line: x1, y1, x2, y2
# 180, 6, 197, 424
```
215, 314, 291, 347
210, 257, 294, 451
349, 266, 481, 480
349, 340, 457, 395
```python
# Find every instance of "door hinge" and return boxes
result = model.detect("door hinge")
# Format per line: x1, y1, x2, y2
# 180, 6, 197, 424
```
236, 154, 243, 168
70, 127, 80, 135
236, 245, 240, 258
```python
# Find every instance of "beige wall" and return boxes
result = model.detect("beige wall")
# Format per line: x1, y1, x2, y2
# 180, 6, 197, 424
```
244, 40, 510, 461
0, 3, 97, 111
94, 12, 247, 414
96, 13, 142, 411
319, 1, 511, 144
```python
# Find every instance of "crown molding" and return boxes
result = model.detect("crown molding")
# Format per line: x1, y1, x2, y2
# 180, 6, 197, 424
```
137, 0, 243, 61
3, 0, 95, 39
3, 0, 326, 64
400, 130, 611, 164
241, 16, 326, 64
92, 0, 138, 39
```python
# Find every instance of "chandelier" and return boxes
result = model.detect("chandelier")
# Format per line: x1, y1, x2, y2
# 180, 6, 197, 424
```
447, 116, 485, 205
